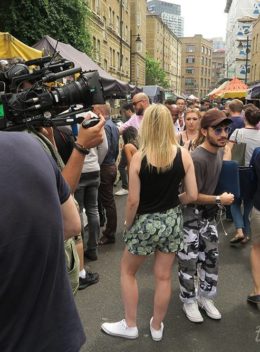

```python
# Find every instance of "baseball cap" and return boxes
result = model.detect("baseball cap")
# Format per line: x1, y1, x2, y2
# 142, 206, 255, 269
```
201, 109, 232, 129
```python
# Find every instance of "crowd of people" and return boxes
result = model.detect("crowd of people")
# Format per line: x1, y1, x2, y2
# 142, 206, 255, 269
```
1, 90, 260, 350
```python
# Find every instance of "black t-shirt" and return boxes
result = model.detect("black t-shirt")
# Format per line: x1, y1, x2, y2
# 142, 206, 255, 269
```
0, 132, 85, 352
54, 126, 75, 164
137, 148, 185, 214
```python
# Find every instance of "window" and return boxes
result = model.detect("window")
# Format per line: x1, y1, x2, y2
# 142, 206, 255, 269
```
104, 59, 108, 71
185, 78, 194, 86
116, 16, 119, 34
201, 56, 204, 65
186, 56, 195, 63
186, 45, 195, 53
186, 67, 194, 74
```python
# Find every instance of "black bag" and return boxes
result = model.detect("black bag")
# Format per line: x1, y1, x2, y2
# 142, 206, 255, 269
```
201, 205, 219, 220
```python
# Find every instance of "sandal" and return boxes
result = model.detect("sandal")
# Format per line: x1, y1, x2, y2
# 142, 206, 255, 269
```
230, 235, 245, 244
98, 236, 115, 246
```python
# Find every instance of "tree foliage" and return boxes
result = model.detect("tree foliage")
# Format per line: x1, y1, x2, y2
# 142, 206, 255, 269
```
145, 56, 170, 88
0, 0, 92, 55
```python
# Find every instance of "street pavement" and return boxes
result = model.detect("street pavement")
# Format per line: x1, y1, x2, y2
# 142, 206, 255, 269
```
76, 194, 260, 352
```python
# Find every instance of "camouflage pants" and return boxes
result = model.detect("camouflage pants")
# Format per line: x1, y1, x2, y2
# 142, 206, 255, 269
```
177, 208, 219, 303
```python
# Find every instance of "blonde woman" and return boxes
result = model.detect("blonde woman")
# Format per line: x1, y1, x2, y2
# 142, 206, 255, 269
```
179, 109, 201, 151
101, 104, 197, 341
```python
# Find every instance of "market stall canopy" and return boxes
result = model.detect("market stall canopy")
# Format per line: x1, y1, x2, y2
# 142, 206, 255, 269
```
208, 80, 230, 99
33, 35, 140, 98
142, 85, 164, 103
215, 77, 248, 99
0, 32, 42, 60
188, 94, 199, 100
246, 83, 260, 100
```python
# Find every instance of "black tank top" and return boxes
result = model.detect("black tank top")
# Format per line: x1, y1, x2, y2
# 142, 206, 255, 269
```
137, 147, 185, 214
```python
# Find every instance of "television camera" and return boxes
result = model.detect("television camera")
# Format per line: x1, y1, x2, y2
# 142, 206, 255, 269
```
0, 56, 105, 131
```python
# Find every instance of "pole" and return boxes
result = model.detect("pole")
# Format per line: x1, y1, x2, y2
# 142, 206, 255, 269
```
245, 35, 249, 84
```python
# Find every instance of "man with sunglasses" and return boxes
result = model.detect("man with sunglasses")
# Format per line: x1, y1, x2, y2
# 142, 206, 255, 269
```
178, 109, 235, 323
119, 93, 150, 134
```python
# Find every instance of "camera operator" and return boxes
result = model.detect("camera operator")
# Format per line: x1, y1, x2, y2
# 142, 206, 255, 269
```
0, 131, 86, 352
31, 116, 105, 293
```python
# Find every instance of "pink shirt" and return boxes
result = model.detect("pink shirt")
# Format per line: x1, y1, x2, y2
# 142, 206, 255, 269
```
121, 114, 143, 131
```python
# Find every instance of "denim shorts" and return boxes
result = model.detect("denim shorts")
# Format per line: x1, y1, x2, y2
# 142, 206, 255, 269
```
123, 206, 183, 256
251, 207, 260, 244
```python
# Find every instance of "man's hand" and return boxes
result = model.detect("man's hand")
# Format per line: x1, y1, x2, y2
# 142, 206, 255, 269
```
77, 114, 105, 148
220, 192, 234, 205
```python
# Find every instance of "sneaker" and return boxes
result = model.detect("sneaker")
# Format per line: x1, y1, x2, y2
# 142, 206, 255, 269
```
183, 302, 204, 323
115, 188, 128, 196
198, 297, 221, 320
101, 319, 138, 339
78, 271, 99, 290
150, 317, 164, 341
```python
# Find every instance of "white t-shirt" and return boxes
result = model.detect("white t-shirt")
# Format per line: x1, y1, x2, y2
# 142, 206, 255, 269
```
230, 128, 260, 166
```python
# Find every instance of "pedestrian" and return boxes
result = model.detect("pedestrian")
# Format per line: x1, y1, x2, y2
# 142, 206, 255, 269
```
93, 103, 119, 245
0, 131, 85, 352
101, 104, 197, 341
178, 108, 201, 151
122, 126, 139, 172
247, 148, 260, 304
178, 109, 235, 323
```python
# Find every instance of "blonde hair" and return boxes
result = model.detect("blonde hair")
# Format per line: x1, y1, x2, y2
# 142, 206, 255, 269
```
139, 104, 178, 173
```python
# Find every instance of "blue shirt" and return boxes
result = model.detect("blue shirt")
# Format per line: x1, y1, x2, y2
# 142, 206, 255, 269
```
229, 115, 245, 137
102, 118, 119, 165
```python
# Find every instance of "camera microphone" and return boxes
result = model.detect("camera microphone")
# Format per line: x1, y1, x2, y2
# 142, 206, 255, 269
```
42, 67, 82, 82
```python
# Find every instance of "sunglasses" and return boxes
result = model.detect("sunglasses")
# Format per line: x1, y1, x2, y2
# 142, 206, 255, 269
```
211, 126, 231, 136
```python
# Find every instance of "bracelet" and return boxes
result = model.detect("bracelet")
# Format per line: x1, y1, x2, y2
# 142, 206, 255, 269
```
73, 142, 90, 155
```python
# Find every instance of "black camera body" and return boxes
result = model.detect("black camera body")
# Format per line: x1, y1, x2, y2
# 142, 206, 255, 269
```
0, 57, 105, 130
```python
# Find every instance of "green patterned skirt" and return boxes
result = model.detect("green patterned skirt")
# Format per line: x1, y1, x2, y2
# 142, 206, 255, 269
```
123, 205, 183, 256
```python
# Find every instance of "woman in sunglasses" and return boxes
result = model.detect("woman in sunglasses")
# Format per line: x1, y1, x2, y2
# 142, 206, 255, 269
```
179, 109, 201, 151
228, 107, 260, 244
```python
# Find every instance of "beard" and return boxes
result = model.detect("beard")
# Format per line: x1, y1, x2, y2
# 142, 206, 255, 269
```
207, 134, 227, 148
136, 107, 144, 115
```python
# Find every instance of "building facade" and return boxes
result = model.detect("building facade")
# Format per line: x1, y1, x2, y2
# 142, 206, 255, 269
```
129, 0, 146, 86
250, 15, 260, 82
224, 0, 260, 83
211, 49, 226, 89
180, 35, 213, 98
147, 0, 184, 37
87, 0, 131, 82
146, 14, 181, 93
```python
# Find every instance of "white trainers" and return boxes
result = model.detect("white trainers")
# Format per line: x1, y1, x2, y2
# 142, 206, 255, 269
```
198, 297, 222, 320
150, 317, 164, 341
183, 302, 204, 323
115, 188, 128, 196
101, 319, 138, 339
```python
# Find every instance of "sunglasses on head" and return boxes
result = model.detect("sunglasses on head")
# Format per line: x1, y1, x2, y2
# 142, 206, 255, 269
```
211, 126, 231, 136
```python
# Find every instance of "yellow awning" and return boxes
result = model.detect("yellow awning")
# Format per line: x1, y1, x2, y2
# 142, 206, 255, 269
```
0, 32, 42, 60
216, 91, 247, 99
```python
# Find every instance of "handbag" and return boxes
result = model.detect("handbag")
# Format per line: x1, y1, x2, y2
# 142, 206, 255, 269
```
239, 166, 257, 200
231, 129, 246, 166
215, 160, 240, 198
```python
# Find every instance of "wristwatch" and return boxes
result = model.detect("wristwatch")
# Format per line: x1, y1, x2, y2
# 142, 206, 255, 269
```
73, 142, 90, 155
215, 196, 221, 207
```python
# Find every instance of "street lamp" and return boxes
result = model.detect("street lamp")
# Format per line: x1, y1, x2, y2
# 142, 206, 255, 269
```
129, 33, 142, 84
238, 30, 250, 84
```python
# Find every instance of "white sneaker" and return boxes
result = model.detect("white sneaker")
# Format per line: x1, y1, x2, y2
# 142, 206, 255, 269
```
115, 188, 128, 196
101, 319, 138, 339
150, 317, 164, 341
183, 302, 204, 323
198, 297, 222, 320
